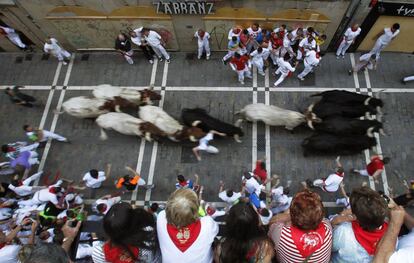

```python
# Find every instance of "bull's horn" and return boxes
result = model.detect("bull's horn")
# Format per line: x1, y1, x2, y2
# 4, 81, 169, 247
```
189, 135, 197, 142
364, 97, 371, 106
367, 127, 374, 138
379, 128, 386, 136
192, 120, 201, 127
234, 134, 242, 143
365, 112, 373, 120
235, 119, 243, 127
53, 109, 64, 115
145, 132, 152, 142
115, 105, 121, 113
377, 114, 382, 122
315, 117, 322, 123
99, 129, 108, 141
376, 106, 383, 115
307, 103, 314, 112
307, 120, 315, 130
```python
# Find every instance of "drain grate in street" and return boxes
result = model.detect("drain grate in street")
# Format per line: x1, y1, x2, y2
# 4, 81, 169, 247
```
185, 53, 196, 60
25, 54, 33, 61
15, 57, 23, 63
257, 133, 265, 151
81, 54, 90, 61
181, 146, 198, 163
41, 54, 50, 60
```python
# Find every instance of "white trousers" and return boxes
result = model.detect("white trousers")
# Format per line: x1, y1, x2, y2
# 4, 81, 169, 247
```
8, 34, 26, 49
298, 64, 314, 79
274, 68, 289, 86
22, 171, 43, 186
236, 68, 252, 83
201, 145, 219, 154
252, 59, 264, 75
41, 130, 67, 142
369, 39, 388, 60
403, 75, 414, 82
53, 50, 71, 62
123, 50, 134, 64
223, 50, 236, 61
197, 42, 210, 58
19, 143, 39, 152
270, 51, 280, 65
28, 151, 39, 165
281, 46, 295, 58
151, 44, 170, 60
336, 39, 352, 57
296, 49, 304, 60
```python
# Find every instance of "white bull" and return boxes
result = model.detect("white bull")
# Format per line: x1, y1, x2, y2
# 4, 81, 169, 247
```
236, 103, 313, 130
96, 112, 162, 141
138, 105, 202, 142
92, 84, 160, 105
61, 96, 109, 118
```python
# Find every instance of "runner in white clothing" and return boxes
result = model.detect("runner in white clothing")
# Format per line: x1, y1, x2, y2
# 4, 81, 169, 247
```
218, 180, 241, 207
369, 23, 400, 60
129, 27, 155, 64
43, 37, 71, 65
336, 24, 361, 59
250, 47, 269, 76
192, 130, 226, 161
402, 75, 414, 84
93, 195, 121, 215
297, 35, 316, 60
306, 156, 345, 192
194, 29, 211, 60
18, 180, 63, 207
23, 125, 68, 143
0, 26, 28, 50
274, 54, 296, 87
8, 171, 45, 197
297, 49, 321, 81
82, 164, 111, 189
142, 28, 170, 63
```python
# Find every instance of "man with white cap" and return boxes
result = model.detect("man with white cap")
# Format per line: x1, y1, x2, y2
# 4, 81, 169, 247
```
43, 36, 71, 65
129, 27, 155, 64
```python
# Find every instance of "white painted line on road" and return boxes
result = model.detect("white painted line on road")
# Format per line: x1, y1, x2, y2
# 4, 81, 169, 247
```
35, 56, 75, 185
0, 85, 52, 90
131, 59, 159, 202
364, 69, 389, 196
39, 63, 62, 129
145, 61, 168, 202
252, 67, 258, 170
265, 68, 271, 192
350, 54, 375, 190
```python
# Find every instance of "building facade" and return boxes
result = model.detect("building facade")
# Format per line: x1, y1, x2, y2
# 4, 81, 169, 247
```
0, 0, 412, 53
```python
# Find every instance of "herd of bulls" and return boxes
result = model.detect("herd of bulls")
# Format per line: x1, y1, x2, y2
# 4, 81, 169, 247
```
61, 85, 385, 156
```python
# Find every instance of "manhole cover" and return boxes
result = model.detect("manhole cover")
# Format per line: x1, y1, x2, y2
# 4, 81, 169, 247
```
81, 54, 90, 61
15, 57, 23, 63
257, 133, 265, 151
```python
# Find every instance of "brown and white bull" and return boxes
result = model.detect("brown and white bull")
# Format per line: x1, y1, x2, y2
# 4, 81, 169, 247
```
235, 103, 320, 130
138, 105, 205, 142
92, 84, 161, 105
95, 112, 166, 141
61, 96, 138, 118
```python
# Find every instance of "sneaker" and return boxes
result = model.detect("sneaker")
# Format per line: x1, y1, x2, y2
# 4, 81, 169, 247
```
158, 57, 163, 62
149, 59, 154, 64
336, 56, 340, 59
206, 55, 210, 60
259, 72, 265, 76
197, 56, 201, 60
348, 70, 352, 76
349, 168, 359, 174
274, 82, 279, 87
341, 55, 345, 59
166, 59, 171, 63
297, 76, 304, 81
240, 81, 245, 85
62, 61, 68, 65
222, 59, 227, 65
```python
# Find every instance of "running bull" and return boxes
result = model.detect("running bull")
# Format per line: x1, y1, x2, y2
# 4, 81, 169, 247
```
93, 84, 161, 105
302, 128, 377, 156
305, 100, 379, 120
181, 108, 244, 143
311, 89, 383, 110
307, 116, 385, 136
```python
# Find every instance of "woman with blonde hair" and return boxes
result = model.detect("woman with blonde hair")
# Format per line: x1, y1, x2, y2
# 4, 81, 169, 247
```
157, 188, 218, 263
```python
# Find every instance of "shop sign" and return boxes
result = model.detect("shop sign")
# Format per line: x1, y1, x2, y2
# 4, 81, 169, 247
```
154, 1, 214, 15
377, 2, 414, 17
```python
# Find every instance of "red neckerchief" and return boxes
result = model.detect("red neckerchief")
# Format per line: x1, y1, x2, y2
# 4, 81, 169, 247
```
351, 28, 358, 32
336, 172, 344, 177
7, 146, 16, 152
166, 220, 201, 252
351, 221, 388, 255
103, 242, 139, 263
290, 222, 327, 258
179, 181, 188, 187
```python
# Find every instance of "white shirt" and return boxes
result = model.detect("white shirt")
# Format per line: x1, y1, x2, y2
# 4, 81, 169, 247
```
157, 210, 218, 263
276, 57, 296, 74
194, 31, 210, 45
290, 28, 303, 45
228, 28, 241, 40
247, 27, 262, 39
378, 28, 399, 45
0, 26, 18, 38
130, 27, 144, 46
271, 186, 290, 206
299, 37, 316, 51
323, 173, 344, 192
304, 50, 320, 67
250, 49, 269, 62
8, 184, 33, 197
0, 244, 21, 263
82, 171, 106, 189
389, 230, 414, 263
93, 196, 121, 215
198, 133, 213, 150
243, 175, 262, 195
33, 188, 59, 205
43, 38, 62, 55
144, 31, 162, 47
218, 190, 241, 205
343, 27, 361, 43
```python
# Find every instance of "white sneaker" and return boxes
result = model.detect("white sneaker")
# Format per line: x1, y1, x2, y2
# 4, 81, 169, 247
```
197, 56, 201, 60
166, 59, 171, 64
259, 72, 265, 76
62, 61, 68, 65
298, 76, 304, 81
336, 56, 340, 60
240, 81, 245, 85
149, 59, 154, 64
206, 55, 210, 60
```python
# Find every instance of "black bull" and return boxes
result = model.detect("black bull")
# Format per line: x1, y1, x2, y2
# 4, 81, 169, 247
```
310, 116, 383, 135
311, 90, 384, 108
308, 101, 378, 119
302, 133, 377, 156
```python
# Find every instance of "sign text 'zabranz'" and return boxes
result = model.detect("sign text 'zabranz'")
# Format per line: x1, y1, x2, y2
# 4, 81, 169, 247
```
154, 1, 214, 15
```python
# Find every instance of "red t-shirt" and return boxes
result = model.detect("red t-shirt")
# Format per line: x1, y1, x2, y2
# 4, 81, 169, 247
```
230, 55, 249, 70
366, 157, 384, 176
253, 161, 267, 182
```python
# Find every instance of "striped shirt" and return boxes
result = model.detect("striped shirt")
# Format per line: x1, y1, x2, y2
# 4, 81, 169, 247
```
269, 219, 332, 263
92, 241, 161, 263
